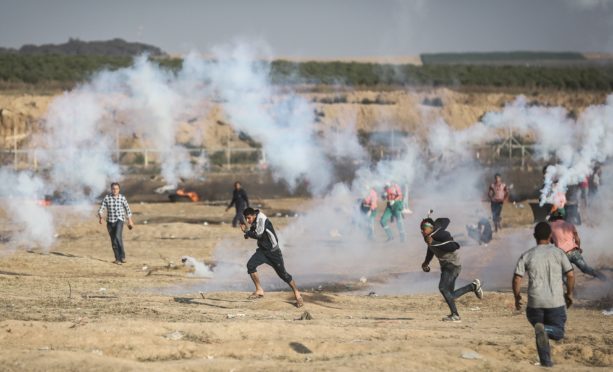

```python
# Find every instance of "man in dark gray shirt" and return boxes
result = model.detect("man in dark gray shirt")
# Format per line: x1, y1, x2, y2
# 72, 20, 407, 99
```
421, 217, 483, 322
513, 221, 575, 368
226, 181, 249, 228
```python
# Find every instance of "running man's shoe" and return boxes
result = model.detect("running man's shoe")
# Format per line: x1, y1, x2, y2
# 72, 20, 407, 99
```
473, 279, 483, 299
441, 314, 461, 322
535, 323, 553, 367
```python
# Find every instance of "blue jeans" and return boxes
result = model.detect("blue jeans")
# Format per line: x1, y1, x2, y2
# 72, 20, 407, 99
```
566, 249, 601, 278
439, 263, 475, 316
526, 306, 567, 366
106, 220, 125, 261
490, 202, 503, 223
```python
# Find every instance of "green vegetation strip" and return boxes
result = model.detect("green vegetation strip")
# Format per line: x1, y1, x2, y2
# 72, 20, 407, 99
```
1, 54, 613, 90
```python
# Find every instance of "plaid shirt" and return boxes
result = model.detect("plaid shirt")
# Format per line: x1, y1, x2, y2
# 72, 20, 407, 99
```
98, 194, 132, 223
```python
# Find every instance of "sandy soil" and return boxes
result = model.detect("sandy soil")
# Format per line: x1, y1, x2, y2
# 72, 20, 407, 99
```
0, 199, 611, 371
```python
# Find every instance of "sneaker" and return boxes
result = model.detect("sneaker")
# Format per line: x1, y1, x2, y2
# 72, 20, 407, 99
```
473, 279, 483, 299
121, 259, 127, 263
113, 260, 122, 265
442, 314, 461, 322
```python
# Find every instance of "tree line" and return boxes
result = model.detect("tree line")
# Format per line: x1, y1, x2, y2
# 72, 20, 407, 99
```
1, 54, 613, 91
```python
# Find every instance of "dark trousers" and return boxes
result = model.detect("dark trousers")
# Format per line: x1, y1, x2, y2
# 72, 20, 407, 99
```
247, 248, 293, 284
439, 263, 475, 316
232, 208, 246, 227
106, 221, 125, 261
491, 202, 503, 224
526, 306, 567, 365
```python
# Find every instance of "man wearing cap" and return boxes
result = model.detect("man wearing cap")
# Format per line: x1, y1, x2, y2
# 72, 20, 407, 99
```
549, 209, 605, 280
241, 207, 303, 308
420, 217, 483, 322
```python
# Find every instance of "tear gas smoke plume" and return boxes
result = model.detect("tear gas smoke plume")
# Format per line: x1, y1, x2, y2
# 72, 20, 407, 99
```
0, 42, 610, 301
194, 82, 613, 299
1, 44, 358, 250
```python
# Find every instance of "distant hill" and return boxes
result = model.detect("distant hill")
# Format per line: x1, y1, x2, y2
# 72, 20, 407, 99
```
0, 38, 166, 57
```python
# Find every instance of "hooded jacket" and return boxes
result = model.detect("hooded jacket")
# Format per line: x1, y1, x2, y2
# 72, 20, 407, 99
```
424, 218, 461, 267
244, 211, 280, 251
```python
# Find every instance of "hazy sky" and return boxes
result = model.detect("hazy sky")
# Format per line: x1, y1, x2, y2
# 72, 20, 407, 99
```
1, 0, 612, 57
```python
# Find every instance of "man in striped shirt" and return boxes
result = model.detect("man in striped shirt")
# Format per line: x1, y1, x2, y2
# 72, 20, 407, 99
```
98, 182, 134, 265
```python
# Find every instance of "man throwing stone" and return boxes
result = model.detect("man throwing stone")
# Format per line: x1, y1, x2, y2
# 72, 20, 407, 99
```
421, 217, 483, 322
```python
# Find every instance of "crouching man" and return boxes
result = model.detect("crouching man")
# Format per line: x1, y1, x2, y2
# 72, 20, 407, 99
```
241, 208, 303, 308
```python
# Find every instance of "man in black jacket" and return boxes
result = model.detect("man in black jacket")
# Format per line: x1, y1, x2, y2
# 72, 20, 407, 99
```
226, 181, 249, 227
241, 208, 303, 307
421, 217, 483, 322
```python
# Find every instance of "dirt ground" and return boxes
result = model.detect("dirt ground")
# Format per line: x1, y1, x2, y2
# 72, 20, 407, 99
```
0, 198, 611, 371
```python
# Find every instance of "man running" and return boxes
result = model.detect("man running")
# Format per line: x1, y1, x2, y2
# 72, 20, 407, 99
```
226, 181, 249, 228
360, 185, 378, 240
513, 222, 575, 367
98, 182, 134, 264
420, 217, 483, 322
488, 173, 508, 232
549, 209, 605, 280
380, 182, 405, 241
241, 207, 303, 308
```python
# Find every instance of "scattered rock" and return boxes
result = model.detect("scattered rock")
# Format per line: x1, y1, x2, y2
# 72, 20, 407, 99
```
295, 311, 313, 320
164, 331, 185, 341
461, 350, 483, 360
289, 342, 313, 354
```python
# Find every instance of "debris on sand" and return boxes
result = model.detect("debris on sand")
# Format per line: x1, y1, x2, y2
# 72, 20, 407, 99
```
227, 313, 246, 319
461, 350, 483, 360
359, 277, 368, 284
295, 311, 313, 320
289, 342, 313, 354
164, 331, 185, 341
603, 308, 613, 316
367, 291, 377, 297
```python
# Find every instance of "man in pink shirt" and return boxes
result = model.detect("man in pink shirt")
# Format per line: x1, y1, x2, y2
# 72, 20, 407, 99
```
360, 186, 378, 240
488, 173, 508, 232
380, 182, 405, 242
549, 209, 605, 280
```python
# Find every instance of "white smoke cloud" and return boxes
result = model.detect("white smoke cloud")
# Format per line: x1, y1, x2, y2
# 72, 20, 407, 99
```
202, 43, 337, 194
0, 169, 54, 250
